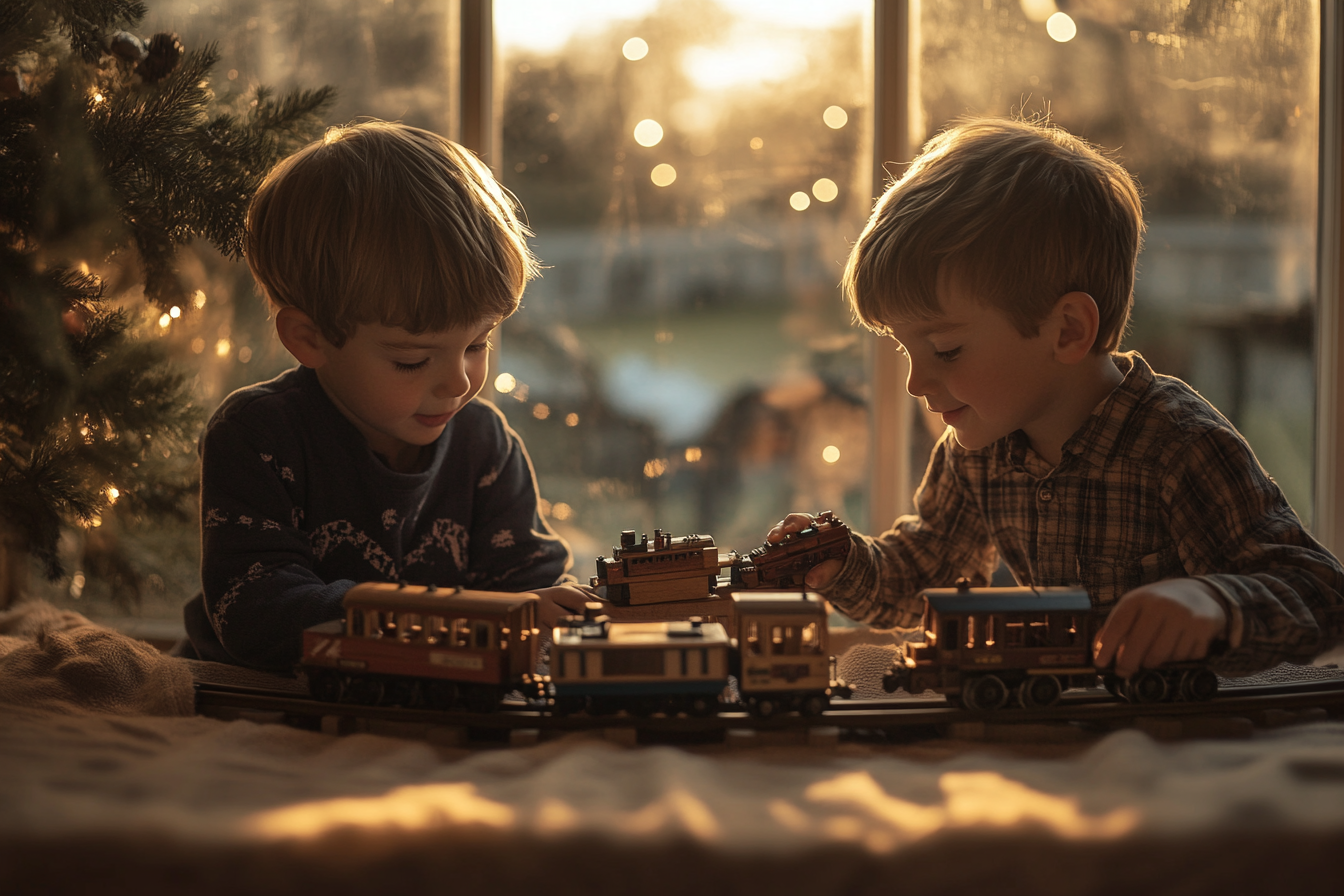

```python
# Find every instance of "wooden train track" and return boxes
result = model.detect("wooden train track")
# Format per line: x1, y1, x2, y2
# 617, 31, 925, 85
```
194, 676, 1344, 744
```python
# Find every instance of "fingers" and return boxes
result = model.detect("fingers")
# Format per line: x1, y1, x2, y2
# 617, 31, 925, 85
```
804, 558, 844, 590
767, 512, 816, 543
1093, 597, 1138, 668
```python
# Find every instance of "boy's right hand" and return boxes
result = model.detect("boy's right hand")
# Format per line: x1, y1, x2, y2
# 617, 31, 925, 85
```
766, 512, 844, 590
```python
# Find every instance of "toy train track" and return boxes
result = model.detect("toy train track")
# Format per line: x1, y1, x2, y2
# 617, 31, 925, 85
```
194, 676, 1344, 741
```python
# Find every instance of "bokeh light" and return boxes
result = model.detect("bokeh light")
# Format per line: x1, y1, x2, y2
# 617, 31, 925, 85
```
494, 372, 517, 393
749, 137, 763, 150
651, 163, 677, 186
1019, 0, 1057, 22
822, 445, 841, 464
685, 446, 702, 463
789, 191, 811, 211
643, 458, 668, 478
552, 502, 573, 521
565, 413, 579, 427
822, 105, 848, 129
812, 178, 839, 202
1046, 12, 1077, 42
633, 118, 664, 147
158, 313, 171, 328
215, 339, 232, 357
532, 403, 550, 420
169, 305, 181, 318
622, 37, 649, 61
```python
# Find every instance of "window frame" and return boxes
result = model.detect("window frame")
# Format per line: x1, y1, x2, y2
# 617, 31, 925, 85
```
465, 1, 1344, 550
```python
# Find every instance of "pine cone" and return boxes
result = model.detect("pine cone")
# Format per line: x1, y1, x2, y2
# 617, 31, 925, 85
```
106, 31, 148, 64
137, 33, 184, 83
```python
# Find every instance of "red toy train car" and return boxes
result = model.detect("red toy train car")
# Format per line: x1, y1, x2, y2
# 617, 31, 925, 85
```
728, 510, 852, 590
299, 583, 545, 712
882, 581, 1220, 710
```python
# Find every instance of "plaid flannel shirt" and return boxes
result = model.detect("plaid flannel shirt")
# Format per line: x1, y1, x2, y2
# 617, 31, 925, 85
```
826, 352, 1344, 676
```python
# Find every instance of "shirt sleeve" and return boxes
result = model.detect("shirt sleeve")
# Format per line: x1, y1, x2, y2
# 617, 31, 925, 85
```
198, 417, 351, 672
1164, 425, 1344, 675
462, 410, 574, 592
824, 431, 999, 629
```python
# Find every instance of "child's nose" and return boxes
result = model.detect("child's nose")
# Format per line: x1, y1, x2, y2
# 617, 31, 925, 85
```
905, 359, 933, 398
434, 362, 471, 398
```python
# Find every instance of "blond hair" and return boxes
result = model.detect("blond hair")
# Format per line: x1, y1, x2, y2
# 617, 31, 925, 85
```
842, 118, 1144, 353
245, 121, 537, 346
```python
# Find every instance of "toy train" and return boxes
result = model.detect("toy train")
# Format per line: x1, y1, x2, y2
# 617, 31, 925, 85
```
592, 511, 853, 606
882, 580, 1220, 710
299, 582, 850, 717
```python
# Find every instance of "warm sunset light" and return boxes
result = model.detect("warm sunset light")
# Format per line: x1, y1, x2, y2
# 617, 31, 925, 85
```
823, 105, 848, 129
789, 191, 811, 211
565, 412, 579, 427
552, 502, 573, 520
651, 163, 677, 186
532, 403, 550, 420
812, 178, 838, 202
169, 305, 181, 318
215, 339, 231, 357
495, 372, 517, 393
644, 458, 668, 478
682, 40, 806, 91
822, 445, 840, 464
622, 37, 649, 60
749, 136, 764, 150
633, 118, 664, 147
158, 313, 171, 328
1046, 12, 1077, 42
685, 446, 702, 462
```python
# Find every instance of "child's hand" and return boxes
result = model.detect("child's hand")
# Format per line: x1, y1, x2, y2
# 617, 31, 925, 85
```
534, 583, 599, 630
1092, 578, 1228, 678
766, 512, 844, 590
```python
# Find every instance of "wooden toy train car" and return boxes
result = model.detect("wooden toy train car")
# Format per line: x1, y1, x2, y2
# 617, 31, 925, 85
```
727, 510, 852, 590
592, 529, 721, 605
299, 583, 545, 712
882, 582, 1220, 710
298, 585, 848, 717
550, 592, 848, 717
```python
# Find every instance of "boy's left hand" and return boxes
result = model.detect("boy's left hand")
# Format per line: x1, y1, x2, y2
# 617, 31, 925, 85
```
534, 583, 600, 630
1093, 578, 1228, 678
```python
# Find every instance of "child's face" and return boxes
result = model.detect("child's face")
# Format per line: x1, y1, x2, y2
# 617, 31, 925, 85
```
888, 282, 1062, 452
313, 318, 498, 471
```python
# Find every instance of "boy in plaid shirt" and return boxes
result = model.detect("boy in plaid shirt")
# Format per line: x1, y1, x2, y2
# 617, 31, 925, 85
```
771, 118, 1344, 679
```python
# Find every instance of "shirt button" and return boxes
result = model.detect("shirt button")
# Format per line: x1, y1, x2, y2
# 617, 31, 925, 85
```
1038, 486, 1054, 503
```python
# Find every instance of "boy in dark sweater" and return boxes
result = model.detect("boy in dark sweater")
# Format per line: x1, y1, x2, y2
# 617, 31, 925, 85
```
181, 121, 589, 672
770, 118, 1344, 679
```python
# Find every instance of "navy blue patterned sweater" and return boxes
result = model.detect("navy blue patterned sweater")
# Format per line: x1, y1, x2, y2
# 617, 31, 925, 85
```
182, 365, 572, 672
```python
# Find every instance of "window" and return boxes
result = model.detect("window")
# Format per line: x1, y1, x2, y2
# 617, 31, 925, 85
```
495, 1, 874, 552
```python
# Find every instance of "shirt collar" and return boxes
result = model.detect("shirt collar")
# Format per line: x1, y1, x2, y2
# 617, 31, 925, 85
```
983, 351, 1152, 479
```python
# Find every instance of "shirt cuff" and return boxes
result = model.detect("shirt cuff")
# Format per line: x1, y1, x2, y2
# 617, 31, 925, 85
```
1196, 575, 1245, 649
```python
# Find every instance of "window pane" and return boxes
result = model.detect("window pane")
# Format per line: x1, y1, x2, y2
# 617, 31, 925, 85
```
916, 0, 1319, 521
495, 2, 875, 562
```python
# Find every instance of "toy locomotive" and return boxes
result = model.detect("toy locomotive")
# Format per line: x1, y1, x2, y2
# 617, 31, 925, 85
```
882, 580, 1220, 710
299, 582, 850, 717
592, 529, 720, 605
727, 510, 852, 590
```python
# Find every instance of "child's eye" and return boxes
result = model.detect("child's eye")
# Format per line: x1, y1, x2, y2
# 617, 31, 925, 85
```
394, 359, 430, 372
934, 347, 961, 362
467, 338, 494, 354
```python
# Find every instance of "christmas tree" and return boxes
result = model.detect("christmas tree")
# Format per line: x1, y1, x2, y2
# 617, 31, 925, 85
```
0, 0, 333, 607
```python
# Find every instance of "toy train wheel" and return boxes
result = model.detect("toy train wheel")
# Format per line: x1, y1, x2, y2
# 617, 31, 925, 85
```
464, 686, 501, 714
308, 669, 343, 704
1125, 669, 1169, 704
1018, 674, 1062, 708
1179, 668, 1219, 702
382, 678, 418, 707
750, 697, 779, 718
342, 674, 384, 706
1103, 674, 1125, 698
687, 696, 716, 717
800, 694, 829, 717
423, 680, 460, 710
963, 674, 1009, 711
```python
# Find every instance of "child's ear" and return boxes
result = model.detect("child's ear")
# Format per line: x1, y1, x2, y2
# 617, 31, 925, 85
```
1050, 291, 1101, 363
274, 307, 329, 368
